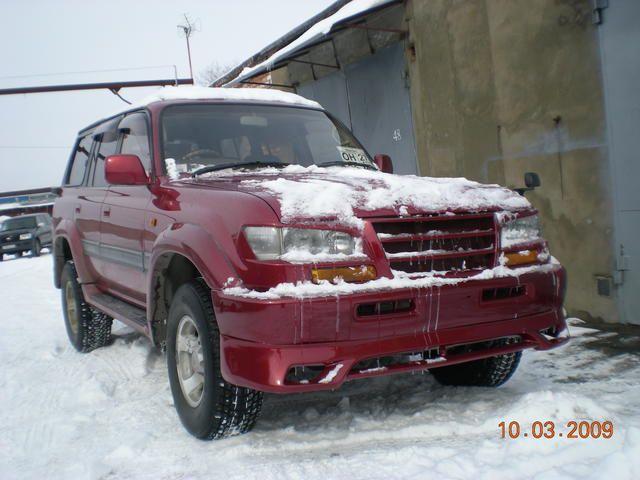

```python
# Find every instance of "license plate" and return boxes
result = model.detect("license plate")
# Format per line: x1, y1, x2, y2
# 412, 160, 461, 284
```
2, 244, 16, 250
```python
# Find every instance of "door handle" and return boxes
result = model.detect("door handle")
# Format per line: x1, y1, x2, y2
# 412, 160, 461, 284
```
103, 208, 111, 217
75, 205, 81, 214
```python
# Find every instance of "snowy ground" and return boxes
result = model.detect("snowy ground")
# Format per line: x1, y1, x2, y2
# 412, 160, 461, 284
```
1, 255, 638, 480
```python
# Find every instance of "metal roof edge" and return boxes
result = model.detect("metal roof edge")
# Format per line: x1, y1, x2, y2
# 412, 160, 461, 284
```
211, 0, 352, 87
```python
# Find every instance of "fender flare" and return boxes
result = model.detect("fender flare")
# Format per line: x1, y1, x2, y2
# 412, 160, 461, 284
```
52, 219, 96, 288
146, 223, 241, 326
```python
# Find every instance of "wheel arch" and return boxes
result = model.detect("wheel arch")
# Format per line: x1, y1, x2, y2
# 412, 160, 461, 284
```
53, 222, 90, 288
146, 223, 241, 347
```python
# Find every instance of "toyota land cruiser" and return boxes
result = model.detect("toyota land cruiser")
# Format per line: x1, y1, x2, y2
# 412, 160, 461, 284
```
52, 87, 568, 439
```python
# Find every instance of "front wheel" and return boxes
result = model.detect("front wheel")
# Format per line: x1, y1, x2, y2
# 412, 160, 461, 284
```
31, 239, 41, 257
167, 280, 263, 440
429, 339, 522, 387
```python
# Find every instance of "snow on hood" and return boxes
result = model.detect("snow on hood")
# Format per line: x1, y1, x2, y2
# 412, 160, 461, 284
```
221, 165, 530, 228
136, 86, 321, 109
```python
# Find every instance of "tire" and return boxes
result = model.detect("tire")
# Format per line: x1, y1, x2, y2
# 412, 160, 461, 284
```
430, 338, 522, 387
60, 261, 113, 353
167, 279, 263, 440
32, 239, 41, 257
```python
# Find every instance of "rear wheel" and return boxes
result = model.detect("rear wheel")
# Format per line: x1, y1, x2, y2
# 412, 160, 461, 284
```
430, 339, 522, 387
61, 261, 112, 352
167, 279, 263, 440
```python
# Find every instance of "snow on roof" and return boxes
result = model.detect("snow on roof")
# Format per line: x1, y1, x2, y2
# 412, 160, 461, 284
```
229, 0, 398, 85
136, 86, 322, 109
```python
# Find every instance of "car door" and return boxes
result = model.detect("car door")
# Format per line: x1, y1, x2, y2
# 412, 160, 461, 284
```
98, 111, 153, 306
63, 133, 106, 283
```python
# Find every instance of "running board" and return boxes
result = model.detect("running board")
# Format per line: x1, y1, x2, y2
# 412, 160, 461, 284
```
89, 292, 148, 333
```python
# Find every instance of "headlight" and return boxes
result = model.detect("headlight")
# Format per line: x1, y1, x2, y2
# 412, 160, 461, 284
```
500, 214, 541, 249
19, 233, 32, 240
244, 227, 357, 261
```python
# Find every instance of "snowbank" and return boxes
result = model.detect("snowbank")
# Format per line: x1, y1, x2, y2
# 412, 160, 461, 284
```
1, 256, 639, 479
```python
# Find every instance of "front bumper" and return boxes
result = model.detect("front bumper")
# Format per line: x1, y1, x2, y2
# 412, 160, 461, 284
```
214, 265, 568, 393
0, 239, 33, 255
221, 310, 567, 393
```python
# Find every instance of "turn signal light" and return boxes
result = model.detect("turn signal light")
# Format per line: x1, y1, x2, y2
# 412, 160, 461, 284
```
505, 250, 539, 267
311, 265, 377, 284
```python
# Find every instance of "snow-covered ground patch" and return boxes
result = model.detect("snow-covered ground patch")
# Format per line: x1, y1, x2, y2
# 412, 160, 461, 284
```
1, 255, 639, 479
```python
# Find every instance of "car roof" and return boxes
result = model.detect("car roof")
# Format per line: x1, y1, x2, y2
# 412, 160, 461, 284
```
77, 86, 323, 137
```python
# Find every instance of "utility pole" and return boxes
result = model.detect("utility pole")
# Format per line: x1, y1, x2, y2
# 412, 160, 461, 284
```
177, 14, 196, 80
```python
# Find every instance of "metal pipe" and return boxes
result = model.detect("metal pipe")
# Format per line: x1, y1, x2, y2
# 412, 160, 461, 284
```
0, 78, 194, 96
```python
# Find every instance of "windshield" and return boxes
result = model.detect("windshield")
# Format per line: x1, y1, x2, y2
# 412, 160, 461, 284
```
160, 104, 375, 175
1, 216, 36, 231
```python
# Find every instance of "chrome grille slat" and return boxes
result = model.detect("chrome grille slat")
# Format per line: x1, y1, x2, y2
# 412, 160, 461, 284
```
373, 214, 496, 274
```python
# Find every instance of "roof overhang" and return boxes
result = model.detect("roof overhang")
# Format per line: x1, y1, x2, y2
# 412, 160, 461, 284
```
215, 0, 406, 89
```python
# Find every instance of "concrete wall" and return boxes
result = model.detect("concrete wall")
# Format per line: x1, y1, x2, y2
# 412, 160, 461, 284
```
406, 0, 617, 322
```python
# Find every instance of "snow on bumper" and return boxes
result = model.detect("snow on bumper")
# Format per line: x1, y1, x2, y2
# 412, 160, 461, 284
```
219, 310, 568, 393
213, 264, 568, 393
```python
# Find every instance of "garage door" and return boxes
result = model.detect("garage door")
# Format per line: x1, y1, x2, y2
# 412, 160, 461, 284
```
298, 43, 418, 175
599, 0, 640, 324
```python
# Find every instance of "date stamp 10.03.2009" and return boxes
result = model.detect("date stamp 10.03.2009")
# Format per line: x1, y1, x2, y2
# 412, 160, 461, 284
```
499, 420, 614, 439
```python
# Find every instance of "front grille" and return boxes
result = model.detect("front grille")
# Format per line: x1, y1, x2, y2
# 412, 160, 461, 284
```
372, 214, 496, 274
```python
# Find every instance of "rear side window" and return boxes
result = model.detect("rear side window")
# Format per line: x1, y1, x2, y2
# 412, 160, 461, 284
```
67, 136, 92, 185
119, 113, 152, 173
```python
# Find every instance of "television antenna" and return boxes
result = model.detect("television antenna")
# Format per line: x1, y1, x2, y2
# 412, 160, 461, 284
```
177, 14, 198, 80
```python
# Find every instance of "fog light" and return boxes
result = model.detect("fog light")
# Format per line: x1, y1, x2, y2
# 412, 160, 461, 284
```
311, 265, 377, 284
504, 250, 538, 266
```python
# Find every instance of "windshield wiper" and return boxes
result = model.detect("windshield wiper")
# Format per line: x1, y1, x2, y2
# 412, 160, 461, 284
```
316, 161, 377, 170
192, 161, 290, 177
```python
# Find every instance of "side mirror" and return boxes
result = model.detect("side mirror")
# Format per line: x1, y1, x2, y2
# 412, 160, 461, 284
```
524, 172, 541, 189
514, 172, 541, 196
374, 154, 394, 174
105, 155, 149, 186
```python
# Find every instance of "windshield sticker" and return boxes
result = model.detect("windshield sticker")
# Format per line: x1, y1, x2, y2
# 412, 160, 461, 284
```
336, 147, 369, 165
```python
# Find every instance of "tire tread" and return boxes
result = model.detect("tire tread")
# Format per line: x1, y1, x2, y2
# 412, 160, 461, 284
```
62, 261, 112, 353
430, 338, 522, 387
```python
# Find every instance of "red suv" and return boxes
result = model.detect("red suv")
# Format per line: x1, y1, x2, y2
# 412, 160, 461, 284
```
52, 87, 568, 439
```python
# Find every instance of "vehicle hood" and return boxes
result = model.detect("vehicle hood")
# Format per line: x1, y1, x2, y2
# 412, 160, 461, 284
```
187, 165, 531, 227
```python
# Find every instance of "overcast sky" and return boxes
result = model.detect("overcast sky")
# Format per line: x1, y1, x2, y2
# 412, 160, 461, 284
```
0, 0, 334, 192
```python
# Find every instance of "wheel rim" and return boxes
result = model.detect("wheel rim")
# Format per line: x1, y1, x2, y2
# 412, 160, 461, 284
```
176, 315, 205, 408
65, 282, 78, 336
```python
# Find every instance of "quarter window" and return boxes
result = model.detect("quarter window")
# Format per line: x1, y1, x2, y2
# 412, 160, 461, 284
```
119, 113, 152, 173
67, 136, 92, 185
92, 125, 119, 187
